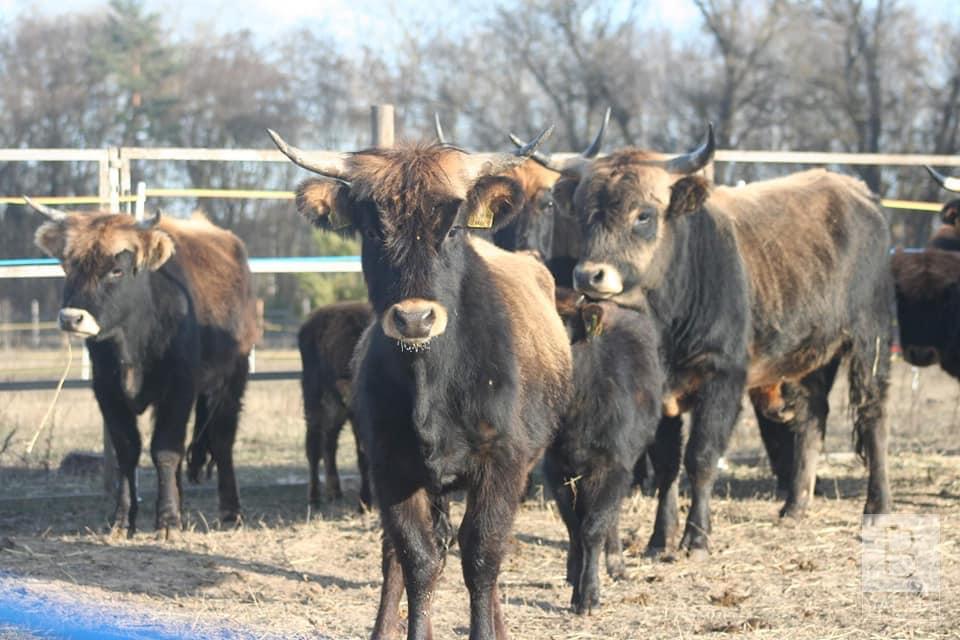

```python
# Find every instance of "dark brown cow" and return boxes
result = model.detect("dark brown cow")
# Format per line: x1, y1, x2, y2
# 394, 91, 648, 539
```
926, 166, 960, 251
892, 248, 960, 377
270, 129, 573, 640
32, 202, 257, 535
544, 131, 893, 556
299, 300, 373, 507
550, 289, 664, 613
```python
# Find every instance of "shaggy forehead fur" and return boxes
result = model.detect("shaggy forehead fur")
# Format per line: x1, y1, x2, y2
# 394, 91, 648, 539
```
892, 249, 960, 301
576, 149, 673, 225
346, 144, 468, 261
39, 213, 155, 266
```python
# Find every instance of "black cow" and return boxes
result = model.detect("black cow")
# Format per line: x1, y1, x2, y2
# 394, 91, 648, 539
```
549, 289, 663, 613
543, 129, 894, 556
926, 165, 960, 251
892, 248, 960, 378
31, 200, 257, 536
270, 129, 573, 640
299, 300, 373, 507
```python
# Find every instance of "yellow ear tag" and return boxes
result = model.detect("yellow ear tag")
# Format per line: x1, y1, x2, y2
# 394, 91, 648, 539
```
329, 209, 352, 231
466, 205, 494, 229
585, 310, 604, 339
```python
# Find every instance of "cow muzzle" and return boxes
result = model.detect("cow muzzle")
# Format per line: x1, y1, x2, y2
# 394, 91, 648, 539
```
903, 345, 939, 368
382, 298, 449, 349
573, 261, 624, 298
58, 307, 101, 337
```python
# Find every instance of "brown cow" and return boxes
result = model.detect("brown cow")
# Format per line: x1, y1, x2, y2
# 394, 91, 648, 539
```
32, 202, 256, 535
270, 128, 573, 640
541, 130, 894, 556
299, 300, 373, 507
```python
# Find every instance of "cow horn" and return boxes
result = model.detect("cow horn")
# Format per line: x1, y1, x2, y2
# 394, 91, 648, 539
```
266, 129, 351, 184
461, 125, 555, 179
137, 210, 161, 229
581, 107, 610, 159
925, 165, 960, 193
23, 196, 68, 222
434, 113, 447, 145
509, 107, 610, 175
665, 123, 715, 175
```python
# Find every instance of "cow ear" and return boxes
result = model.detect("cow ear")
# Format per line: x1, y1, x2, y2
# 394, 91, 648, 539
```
668, 175, 710, 218
581, 303, 605, 338
551, 174, 579, 218
463, 175, 525, 232
34, 222, 67, 259
941, 199, 960, 226
143, 230, 175, 270
296, 178, 352, 230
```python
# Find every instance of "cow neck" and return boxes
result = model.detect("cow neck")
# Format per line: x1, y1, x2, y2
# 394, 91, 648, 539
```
644, 210, 745, 359
110, 265, 192, 392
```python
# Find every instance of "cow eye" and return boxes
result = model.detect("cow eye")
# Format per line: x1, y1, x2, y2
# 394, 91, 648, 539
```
447, 225, 462, 239
633, 210, 653, 230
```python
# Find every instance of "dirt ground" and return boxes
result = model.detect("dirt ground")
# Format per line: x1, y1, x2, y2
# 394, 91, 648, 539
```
0, 354, 957, 639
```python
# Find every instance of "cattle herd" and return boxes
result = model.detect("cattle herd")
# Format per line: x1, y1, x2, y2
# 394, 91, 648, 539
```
23, 115, 960, 639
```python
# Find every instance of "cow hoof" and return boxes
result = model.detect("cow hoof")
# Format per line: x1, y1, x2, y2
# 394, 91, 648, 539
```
606, 557, 626, 580
219, 511, 242, 528
861, 510, 890, 527
572, 588, 599, 615
679, 531, 709, 556
643, 546, 669, 560
686, 547, 710, 563
779, 502, 807, 520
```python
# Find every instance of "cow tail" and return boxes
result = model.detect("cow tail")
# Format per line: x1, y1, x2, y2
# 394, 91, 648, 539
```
847, 333, 891, 462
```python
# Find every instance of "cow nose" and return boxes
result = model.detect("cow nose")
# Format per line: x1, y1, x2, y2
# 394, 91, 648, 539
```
573, 261, 624, 297
59, 308, 85, 332
903, 346, 938, 367
393, 305, 436, 339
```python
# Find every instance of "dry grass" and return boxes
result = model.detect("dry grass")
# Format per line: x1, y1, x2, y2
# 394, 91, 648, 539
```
0, 355, 958, 638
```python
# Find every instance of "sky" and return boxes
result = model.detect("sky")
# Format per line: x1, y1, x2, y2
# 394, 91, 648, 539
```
0, 0, 957, 58
0, 0, 718, 50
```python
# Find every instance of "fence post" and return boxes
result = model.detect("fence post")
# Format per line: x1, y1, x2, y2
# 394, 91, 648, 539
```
134, 181, 146, 221
108, 147, 122, 212
371, 104, 395, 148
30, 299, 39, 348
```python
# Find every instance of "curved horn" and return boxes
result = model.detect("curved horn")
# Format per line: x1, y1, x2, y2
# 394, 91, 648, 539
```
665, 122, 715, 175
23, 196, 68, 222
581, 107, 610, 159
266, 129, 351, 183
508, 107, 610, 175
137, 210, 161, 229
434, 113, 447, 145
925, 165, 960, 193
461, 125, 555, 179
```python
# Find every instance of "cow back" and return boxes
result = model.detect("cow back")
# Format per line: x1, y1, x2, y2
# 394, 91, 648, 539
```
158, 216, 258, 354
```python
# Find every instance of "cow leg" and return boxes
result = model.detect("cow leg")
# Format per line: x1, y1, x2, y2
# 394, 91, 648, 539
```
307, 390, 348, 505
754, 403, 794, 494
204, 356, 248, 524
849, 330, 892, 521
574, 466, 630, 614
604, 514, 625, 579
680, 373, 744, 556
99, 396, 141, 536
374, 484, 446, 640
647, 415, 683, 555
780, 358, 840, 518
187, 394, 211, 483
150, 375, 195, 534
372, 535, 405, 640
460, 464, 526, 640
352, 419, 373, 509
543, 453, 582, 589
